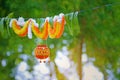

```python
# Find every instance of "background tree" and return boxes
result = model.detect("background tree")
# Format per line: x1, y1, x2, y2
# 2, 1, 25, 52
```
0, 0, 120, 80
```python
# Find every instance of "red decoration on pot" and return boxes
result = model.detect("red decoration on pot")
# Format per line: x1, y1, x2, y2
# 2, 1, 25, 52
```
34, 45, 50, 63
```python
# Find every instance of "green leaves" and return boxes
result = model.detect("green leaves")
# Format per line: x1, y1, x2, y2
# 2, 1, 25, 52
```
0, 12, 14, 38
65, 12, 80, 37
6, 13, 14, 18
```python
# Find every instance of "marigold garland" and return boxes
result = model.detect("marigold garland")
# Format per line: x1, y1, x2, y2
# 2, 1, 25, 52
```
10, 19, 31, 37
31, 19, 49, 40
10, 13, 66, 40
48, 14, 65, 38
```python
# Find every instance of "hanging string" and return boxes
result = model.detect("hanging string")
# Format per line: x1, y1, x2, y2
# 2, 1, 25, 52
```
0, 2, 120, 19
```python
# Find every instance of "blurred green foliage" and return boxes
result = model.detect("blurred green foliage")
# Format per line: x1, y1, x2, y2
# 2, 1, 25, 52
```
79, 0, 120, 79
0, 0, 80, 18
0, 0, 120, 80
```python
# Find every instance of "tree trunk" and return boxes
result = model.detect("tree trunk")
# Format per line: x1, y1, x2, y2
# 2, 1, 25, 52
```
77, 39, 83, 80
100, 67, 108, 80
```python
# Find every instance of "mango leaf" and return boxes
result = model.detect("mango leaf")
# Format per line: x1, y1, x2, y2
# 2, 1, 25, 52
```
0, 18, 5, 36
3, 12, 14, 38
65, 12, 74, 36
